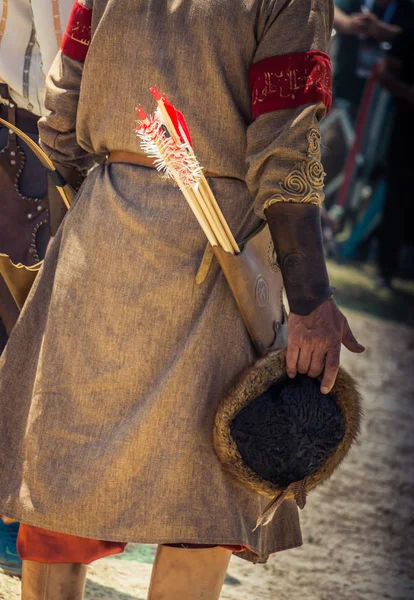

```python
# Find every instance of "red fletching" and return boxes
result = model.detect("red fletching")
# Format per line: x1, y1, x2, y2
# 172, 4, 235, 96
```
162, 95, 193, 148
177, 110, 193, 148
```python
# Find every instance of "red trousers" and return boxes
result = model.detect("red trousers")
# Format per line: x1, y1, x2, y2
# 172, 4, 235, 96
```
17, 525, 127, 564
17, 524, 244, 563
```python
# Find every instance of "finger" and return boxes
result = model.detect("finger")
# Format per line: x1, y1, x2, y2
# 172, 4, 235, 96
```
308, 350, 326, 379
286, 343, 299, 379
297, 346, 312, 375
342, 320, 365, 353
320, 349, 340, 394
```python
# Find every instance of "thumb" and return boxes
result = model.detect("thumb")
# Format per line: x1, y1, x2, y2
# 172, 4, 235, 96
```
342, 320, 365, 353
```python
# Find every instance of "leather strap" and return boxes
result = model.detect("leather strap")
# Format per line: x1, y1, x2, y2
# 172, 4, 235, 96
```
4, 97, 18, 154
107, 151, 156, 168
0, 103, 40, 134
107, 150, 219, 178
195, 243, 215, 285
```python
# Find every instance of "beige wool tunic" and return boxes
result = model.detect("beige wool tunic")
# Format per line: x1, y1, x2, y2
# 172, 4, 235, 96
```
0, 0, 333, 563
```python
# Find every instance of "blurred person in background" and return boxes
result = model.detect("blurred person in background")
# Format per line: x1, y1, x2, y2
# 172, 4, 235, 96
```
332, 0, 413, 115
375, 27, 414, 288
0, 0, 72, 578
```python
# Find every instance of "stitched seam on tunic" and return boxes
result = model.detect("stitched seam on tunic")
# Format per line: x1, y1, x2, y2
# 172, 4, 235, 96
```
0, 509, 300, 552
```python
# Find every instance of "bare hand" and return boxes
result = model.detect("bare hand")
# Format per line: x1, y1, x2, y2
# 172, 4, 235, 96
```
286, 298, 365, 394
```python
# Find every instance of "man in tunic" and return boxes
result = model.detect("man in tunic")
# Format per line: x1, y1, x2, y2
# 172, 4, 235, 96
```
0, 0, 364, 598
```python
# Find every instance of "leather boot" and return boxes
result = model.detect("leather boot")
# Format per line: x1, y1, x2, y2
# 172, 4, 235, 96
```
147, 545, 232, 600
21, 561, 87, 600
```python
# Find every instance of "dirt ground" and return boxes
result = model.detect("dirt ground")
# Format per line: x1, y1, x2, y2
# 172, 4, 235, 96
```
1, 263, 413, 600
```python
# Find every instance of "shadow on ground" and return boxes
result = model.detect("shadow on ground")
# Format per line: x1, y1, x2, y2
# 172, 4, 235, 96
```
327, 260, 414, 327
85, 579, 143, 600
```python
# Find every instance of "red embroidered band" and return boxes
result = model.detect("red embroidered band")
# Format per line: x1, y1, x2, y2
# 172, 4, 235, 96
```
249, 51, 332, 120
61, 0, 92, 62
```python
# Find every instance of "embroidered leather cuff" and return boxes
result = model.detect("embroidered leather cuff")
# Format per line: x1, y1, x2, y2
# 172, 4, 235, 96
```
249, 51, 332, 120
265, 202, 334, 316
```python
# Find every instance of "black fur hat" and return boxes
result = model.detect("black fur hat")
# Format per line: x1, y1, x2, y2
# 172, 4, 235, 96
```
213, 349, 362, 527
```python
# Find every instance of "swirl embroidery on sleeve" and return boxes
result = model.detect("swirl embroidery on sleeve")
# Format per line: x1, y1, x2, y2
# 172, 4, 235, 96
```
264, 129, 325, 209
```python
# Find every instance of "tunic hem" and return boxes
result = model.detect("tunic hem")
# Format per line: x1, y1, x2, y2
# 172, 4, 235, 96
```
0, 508, 303, 564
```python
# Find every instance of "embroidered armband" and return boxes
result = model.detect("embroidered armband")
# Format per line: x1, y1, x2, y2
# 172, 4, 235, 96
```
249, 51, 332, 120
61, 0, 92, 62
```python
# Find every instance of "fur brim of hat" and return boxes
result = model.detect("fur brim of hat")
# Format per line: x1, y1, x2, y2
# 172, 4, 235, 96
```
213, 349, 362, 502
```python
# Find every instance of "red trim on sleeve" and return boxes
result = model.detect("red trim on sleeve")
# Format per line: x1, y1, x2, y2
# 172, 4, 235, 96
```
61, 0, 92, 62
249, 51, 332, 120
